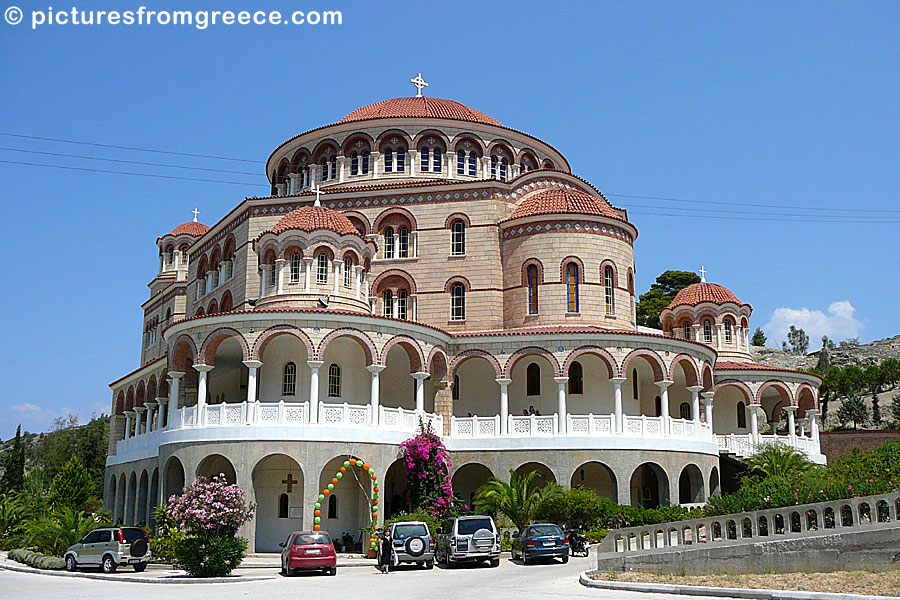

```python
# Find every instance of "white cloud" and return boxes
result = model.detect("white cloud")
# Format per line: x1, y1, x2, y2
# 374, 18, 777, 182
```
764, 301, 863, 349
11, 403, 41, 414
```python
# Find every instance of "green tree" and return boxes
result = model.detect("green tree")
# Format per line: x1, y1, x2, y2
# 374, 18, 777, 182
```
24, 505, 108, 556
821, 335, 836, 350
891, 393, 900, 428
787, 325, 809, 355
0, 425, 25, 494
836, 396, 870, 429
51, 455, 95, 510
635, 270, 701, 329
751, 328, 767, 346
747, 442, 815, 480
474, 470, 561, 532
864, 364, 889, 427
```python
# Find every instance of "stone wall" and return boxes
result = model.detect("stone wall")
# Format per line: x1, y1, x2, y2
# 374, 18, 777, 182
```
819, 429, 900, 461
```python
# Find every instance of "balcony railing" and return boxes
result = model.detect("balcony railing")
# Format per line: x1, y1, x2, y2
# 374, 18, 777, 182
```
716, 432, 822, 461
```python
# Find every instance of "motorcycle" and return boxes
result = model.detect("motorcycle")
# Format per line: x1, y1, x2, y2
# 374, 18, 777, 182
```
567, 530, 589, 557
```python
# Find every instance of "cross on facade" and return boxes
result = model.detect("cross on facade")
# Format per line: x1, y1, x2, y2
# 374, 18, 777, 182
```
192, 208, 200, 222
699, 265, 707, 283
282, 473, 298, 493
410, 72, 428, 97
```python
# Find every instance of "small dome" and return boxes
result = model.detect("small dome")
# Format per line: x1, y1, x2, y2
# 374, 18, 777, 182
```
508, 188, 624, 222
667, 282, 745, 309
168, 221, 210, 237
267, 205, 364, 238
339, 96, 501, 126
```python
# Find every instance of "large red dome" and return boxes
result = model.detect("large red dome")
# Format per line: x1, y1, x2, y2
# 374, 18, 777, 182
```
339, 97, 501, 126
507, 188, 624, 222
266, 205, 364, 239
667, 282, 745, 309
167, 221, 210, 237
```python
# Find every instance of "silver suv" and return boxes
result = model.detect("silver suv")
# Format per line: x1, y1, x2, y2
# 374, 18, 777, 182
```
389, 521, 434, 569
435, 515, 500, 567
64, 527, 151, 573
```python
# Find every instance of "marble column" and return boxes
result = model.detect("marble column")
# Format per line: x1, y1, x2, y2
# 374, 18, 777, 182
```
243, 360, 262, 424
687, 385, 703, 424
308, 360, 323, 424
412, 372, 429, 412
496, 378, 511, 435
785, 405, 797, 441
555, 377, 569, 434
276, 259, 286, 294
367, 365, 386, 425
194, 364, 213, 426
167, 372, 183, 430
656, 380, 674, 435
612, 377, 626, 433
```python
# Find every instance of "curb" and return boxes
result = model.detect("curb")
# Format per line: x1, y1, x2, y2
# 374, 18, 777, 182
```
0, 561, 274, 584
578, 571, 900, 600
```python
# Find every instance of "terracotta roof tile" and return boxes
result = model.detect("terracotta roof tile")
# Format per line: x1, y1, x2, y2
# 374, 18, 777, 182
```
168, 221, 210, 237
667, 282, 746, 309
506, 188, 626, 222
715, 360, 822, 380
263, 205, 365, 239
339, 97, 501, 126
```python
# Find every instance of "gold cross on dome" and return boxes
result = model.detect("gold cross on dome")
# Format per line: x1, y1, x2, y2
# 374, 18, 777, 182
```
410, 72, 428, 97
282, 473, 298, 493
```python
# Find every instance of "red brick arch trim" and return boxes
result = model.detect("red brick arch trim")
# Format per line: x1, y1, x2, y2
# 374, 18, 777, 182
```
341, 210, 372, 235
563, 346, 616, 379
521, 258, 545, 287
341, 132, 377, 155
311, 138, 341, 161
451, 133, 487, 154
371, 269, 417, 295
620, 349, 666, 381
701, 362, 714, 389
251, 325, 315, 362
170, 334, 198, 372
449, 349, 502, 380
668, 354, 700, 387
599, 260, 619, 288
756, 379, 794, 405
125, 386, 135, 411
199, 327, 251, 365
317, 328, 377, 366
503, 346, 561, 379
559, 256, 585, 283
444, 212, 471, 228
379, 335, 425, 373
115, 391, 125, 416
412, 129, 451, 151
309, 243, 338, 261
146, 375, 158, 400
375, 128, 414, 151
340, 247, 363, 264
427, 346, 450, 382
444, 275, 471, 293
711, 380, 755, 405
135, 381, 146, 407
796, 384, 818, 415
281, 244, 306, 261
373, 206, 418, 233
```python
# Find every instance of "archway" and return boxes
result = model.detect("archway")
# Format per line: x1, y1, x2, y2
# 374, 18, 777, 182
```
451, 352, 501, 419
452, 463, 494, 510
514, 462, 555, 489
630, 463, 669, 508
257, 329, 311, 405
678, 464, 704, 504
314, 457, 380, 555
709, 466, 721, 497
252, 454, 304, 552
382, 458, 408, 519
207, 336, 247, 405
571, 462, 617, 500
137, 470, 149, 525
163, 456, 185, 502
116, 473, 126, 523
196, 454, 237, 484
148, 468, 159, 531
125, 472, 137, 525
107, 475, 117, 515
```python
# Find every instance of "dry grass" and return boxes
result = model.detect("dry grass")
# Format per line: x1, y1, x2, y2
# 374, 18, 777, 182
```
589, 569, 900, 597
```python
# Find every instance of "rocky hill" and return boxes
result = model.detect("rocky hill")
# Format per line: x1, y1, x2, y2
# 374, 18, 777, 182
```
751, 335, 900, 372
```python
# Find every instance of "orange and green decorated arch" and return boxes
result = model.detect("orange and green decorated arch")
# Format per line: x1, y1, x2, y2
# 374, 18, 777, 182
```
313, 457, 380, 552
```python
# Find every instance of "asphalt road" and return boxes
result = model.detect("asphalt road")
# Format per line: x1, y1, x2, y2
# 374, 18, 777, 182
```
0, 555, 734, 600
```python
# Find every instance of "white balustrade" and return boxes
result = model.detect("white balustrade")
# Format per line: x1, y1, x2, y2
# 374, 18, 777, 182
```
717, 432, 821, 460
318, 402, 372, 428
451, 415, 500, 437
508, 414, 558, 436
378, 406, 442, 433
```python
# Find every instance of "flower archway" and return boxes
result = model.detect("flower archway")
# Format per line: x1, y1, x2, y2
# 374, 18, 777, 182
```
313, 457, 380, 553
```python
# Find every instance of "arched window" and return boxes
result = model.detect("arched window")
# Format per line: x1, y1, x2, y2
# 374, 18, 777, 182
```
683, 322, 692, 340
725, 320, 733, 343
328, 363, 341, 397
165, 248, 174, 265
737, 401, 747, 428
327, 494, 338, 519
398, 227, 409, 258
382, 290, 393, 317
604, 266, 615, 315
452, 374, 460, 400
632, 369, 639, 400
526, 363, 541, 396
397, 289, 409, 320
278, 493, 289, 519
450, 220, 465, 256
432, 148, 441, 172
384, 227, 395, 259
527, 264, 539, 314
569, 361, 583, 395
320, 159, 329, 181
450, 284, 465, 321
468, 151, 477, 176
283, 362, 297, 396
361, 151, 370, 174
420, 148, 430, 172
396, 148, 406, 172
457, 150, 465, 175
290, 253, 302, 283
680, 402, 691, 420
499, 158, 508, 181
343, 257, 352, 288
351, 152, 359, 175
566, 263, 579, 313
490, 156, 497, 178
384, 149, 393, 173
703, 320, 713, 344
316, 253, 329, 284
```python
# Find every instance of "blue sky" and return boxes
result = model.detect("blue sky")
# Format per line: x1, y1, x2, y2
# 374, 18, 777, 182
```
1, 1, 899, 438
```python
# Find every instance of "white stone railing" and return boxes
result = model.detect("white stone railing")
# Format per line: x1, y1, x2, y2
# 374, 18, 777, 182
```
717, 433, 822, 461
318, 402, 372, 428
450, 415, 501, 438
567, 413, 615, 435
508, 414, 558, 436
449, 413, 712, 441
378, 406, 442, 433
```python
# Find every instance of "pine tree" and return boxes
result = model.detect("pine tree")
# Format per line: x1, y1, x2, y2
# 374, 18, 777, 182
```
891, 393, 900, 428
51, 454, 95, 510
0, 425, 25, 494
751, 328, 767, 346
836, 396, 870, 430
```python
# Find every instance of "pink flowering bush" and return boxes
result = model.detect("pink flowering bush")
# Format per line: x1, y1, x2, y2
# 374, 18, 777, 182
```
398, 421, 459, 519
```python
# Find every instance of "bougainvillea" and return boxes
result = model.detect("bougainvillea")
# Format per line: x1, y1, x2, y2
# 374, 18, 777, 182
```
167, 474, 255, 538
398, 421, 458, 518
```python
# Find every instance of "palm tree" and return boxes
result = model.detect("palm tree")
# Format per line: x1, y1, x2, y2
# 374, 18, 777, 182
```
747, 442, 815, 480
24, 505, 109, 555
473, 470, 560, 531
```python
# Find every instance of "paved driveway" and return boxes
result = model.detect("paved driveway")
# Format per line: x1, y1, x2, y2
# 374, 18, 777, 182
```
0, 554, 734, 600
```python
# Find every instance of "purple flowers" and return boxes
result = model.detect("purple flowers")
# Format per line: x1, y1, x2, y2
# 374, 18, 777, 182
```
167, 474, 255, 537
398, 422, 458, 519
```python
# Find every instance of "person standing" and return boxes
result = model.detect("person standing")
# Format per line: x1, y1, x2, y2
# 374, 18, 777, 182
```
379, 526, 393, 574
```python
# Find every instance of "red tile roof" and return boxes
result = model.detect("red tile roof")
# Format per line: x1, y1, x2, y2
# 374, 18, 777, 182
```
168, 221, 210, 237
715, 360, 822, 380
667, 282, 746, 309
264, 205, 366, 239
506, 188, 626, 222
339, 97, 501, 126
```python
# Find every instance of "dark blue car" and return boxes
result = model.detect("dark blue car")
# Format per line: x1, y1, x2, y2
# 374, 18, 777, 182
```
510, 523, 569, 564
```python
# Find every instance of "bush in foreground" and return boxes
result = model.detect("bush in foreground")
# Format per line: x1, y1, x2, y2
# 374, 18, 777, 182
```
172, 536, 247, 578
8, 548, 65, 570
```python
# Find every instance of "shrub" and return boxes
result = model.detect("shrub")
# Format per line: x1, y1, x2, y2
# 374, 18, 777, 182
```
398, 423, 458, 519
23, 505, 109, 556
385, 509, 440, 538
51, 455, 95, 511
149, 503, 183, 563
7, 547, 65, 570
167, 475, 254, 537
173, 536, 247, 578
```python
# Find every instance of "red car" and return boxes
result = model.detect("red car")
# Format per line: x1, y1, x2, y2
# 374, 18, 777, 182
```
280, 531, 337, 576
